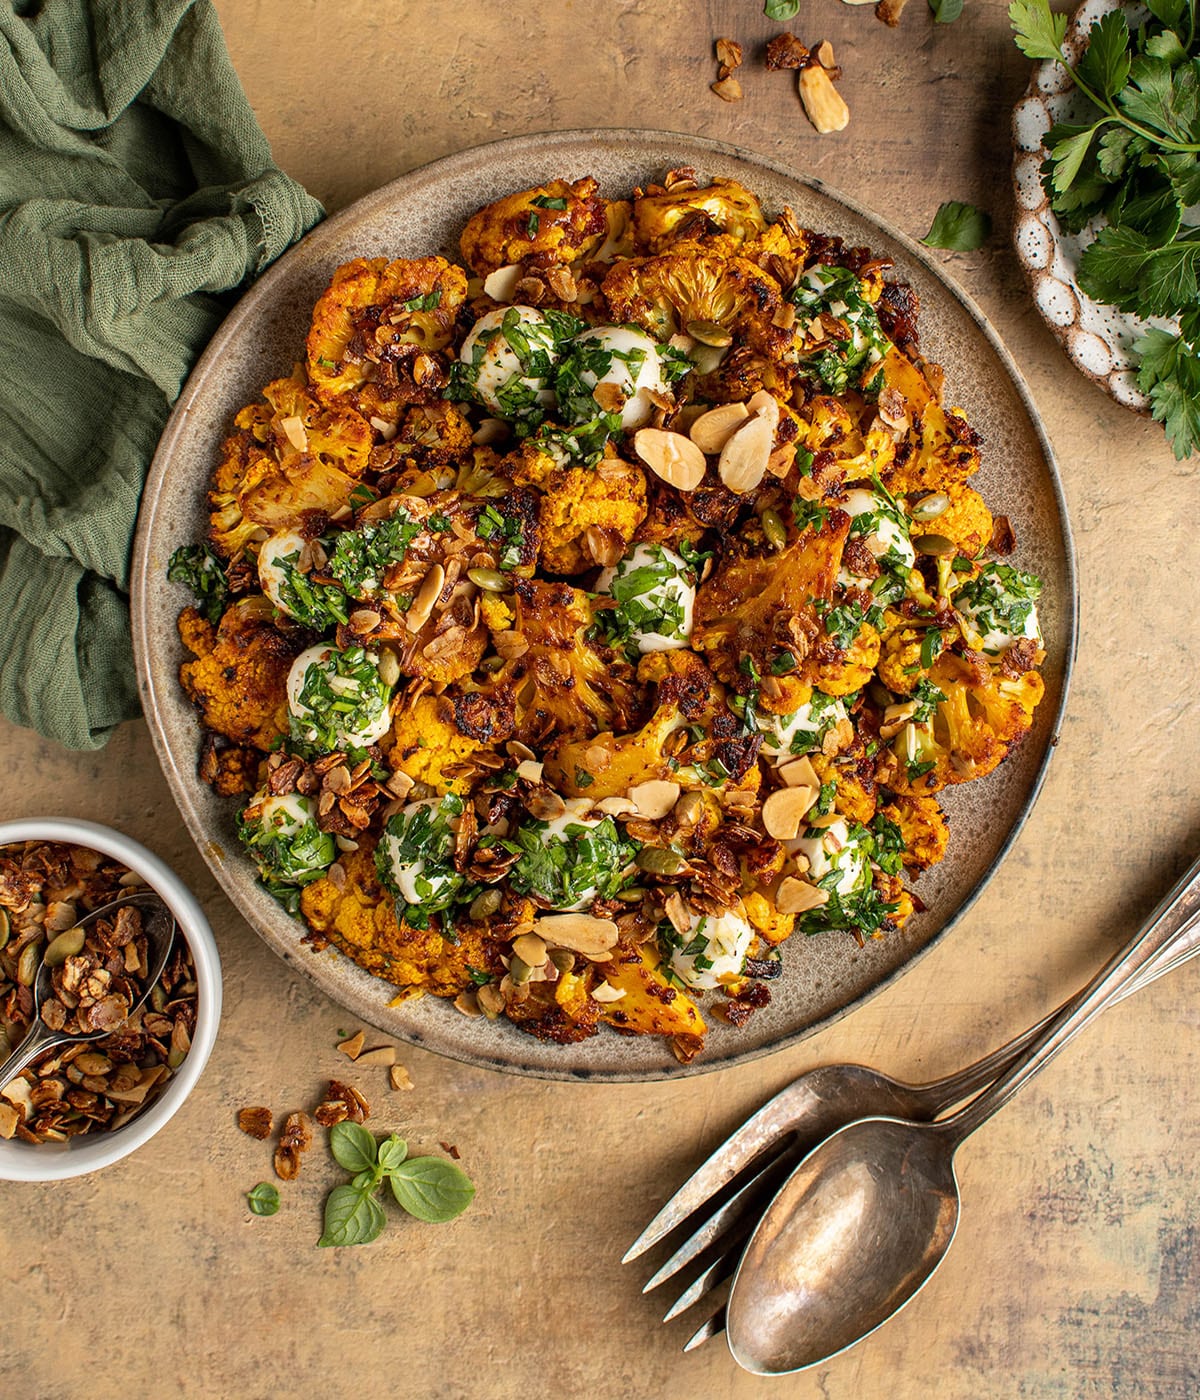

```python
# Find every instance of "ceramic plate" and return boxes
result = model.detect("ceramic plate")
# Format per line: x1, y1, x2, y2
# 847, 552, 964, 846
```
132, 129, 1077, 1082
1012, 0, 1177, 412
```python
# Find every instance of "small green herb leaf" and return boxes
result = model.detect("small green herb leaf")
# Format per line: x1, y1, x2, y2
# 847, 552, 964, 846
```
246, 1182, 280, 1216
1009, 0, 1068, 62
318, 1183, 388, 1247
329, 1121, 378, 1174
929, 0, 964, 25
377, 1134, 409, 1173
388, 1156, 476, 1223
764, 0, 801, 17
1076, 10, 1131, 99
920, 201, 991, 251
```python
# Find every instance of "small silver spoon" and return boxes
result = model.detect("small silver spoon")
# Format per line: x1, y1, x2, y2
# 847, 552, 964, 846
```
726, 849, 1200, 1375
0, 892, 176, 1090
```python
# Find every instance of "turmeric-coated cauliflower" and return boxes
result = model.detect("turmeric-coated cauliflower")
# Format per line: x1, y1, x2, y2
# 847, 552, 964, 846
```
631, 176, 767, 254
178, 599, 297, 750
536, 457, 647, 574
459, 178, 610, 277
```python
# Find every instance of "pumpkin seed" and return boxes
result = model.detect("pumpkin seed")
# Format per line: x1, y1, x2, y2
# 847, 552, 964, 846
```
911, 492, 950, 522
467, 567, 508, 593
469, 888, 503, 920
914, 533, 955, 557
17, 938, 42, 987
507, 955, 534, 986
761, 508, 787, 550
636, 847, 686, 876
616, 886, 648, 903
548, 948, 575, 974
686, 319, 733, 348
43, 925, 86, 968
868, 681, 893, 708
0, 908, 8, 951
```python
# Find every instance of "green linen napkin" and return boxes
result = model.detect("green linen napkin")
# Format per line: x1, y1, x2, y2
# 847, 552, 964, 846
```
0, 0, 323, 750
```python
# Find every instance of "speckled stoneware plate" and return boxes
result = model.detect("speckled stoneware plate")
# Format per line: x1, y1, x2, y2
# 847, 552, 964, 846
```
132, 129, 1077, 1082
1012, 0, 1176, 412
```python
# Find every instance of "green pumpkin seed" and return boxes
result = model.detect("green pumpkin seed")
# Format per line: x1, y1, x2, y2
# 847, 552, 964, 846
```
151, 984, 168, 1013
167, 1049, 187, 1070
44, 925, 86, 968
760, 508, 787, 551
507, 955, 533, 986
0, 908, 9, 951
914, 533, 955, 557
868, 681, 894, 709
469, 888, 503, 920
467, 568, 508, 593
686, 319, 733, 348
911, 492, 950, 522
636, 847, 686, 876
615, 886, 648, 903
17, 939, 42, 987
548, 948, 575, 974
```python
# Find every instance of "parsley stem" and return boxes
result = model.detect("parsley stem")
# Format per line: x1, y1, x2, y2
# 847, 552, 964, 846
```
1059, 50, 1200, 155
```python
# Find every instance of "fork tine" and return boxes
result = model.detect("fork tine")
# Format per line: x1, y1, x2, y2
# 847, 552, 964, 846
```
662, 1246, 739, 1321
623, 1084, 811, 1263
682, 1305, 727, 1353
642, 1147, 796, 1294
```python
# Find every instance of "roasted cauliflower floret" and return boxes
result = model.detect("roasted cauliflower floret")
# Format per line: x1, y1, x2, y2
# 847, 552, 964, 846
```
601, 252, 791, 359
301, 845, 492, 997
260, 372, 373, 477
597, 940, 706, 1039
914, 484, 992, 561
886, 651, 1044, 795
178, 599, 297, 749
876, 349, 982, 495
880, 795, 950, 873
692, 512, 849, 685
631, 176, 767, 253
459, 177, 610, 277
388, 695, 485, 796
537, 457, 648, 574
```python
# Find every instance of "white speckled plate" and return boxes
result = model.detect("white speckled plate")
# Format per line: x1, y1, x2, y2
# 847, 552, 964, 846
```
1012, 0, 1177, 411
131, 130, 1076, 1081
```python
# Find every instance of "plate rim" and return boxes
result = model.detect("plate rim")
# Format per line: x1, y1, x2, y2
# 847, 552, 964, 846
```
131, 127, 1078, 1082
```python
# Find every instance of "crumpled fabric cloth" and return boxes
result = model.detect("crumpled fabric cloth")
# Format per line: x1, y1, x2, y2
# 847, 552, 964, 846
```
0, 0, 322, 749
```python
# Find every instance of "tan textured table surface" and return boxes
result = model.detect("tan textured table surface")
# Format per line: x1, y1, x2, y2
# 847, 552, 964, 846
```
4, 2, 1200, 1396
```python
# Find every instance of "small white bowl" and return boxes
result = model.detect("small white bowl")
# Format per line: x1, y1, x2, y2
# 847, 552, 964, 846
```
0, 817, 221, 1181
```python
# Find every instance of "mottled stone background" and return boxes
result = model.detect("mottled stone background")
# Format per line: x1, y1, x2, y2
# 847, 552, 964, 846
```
2, 1, 1198, 1396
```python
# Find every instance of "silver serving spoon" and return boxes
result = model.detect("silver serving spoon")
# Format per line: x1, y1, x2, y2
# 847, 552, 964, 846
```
0, 892, 175, 1090
726, 849, 1200, 1375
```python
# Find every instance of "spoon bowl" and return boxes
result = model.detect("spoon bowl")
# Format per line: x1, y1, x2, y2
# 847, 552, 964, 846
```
727, 1117, 962, 1374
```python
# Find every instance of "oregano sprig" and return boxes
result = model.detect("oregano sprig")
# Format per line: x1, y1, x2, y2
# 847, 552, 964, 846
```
318, 1122, 475, 1246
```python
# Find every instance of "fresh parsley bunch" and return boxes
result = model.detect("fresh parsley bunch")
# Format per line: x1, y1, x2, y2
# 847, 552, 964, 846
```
1012, 0, 1200, 456
319, 1123, 475, 1246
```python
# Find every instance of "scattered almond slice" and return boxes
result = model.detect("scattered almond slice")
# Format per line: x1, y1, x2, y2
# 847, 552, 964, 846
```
689, 401, 750, 454
406, 564, 445, 633
483, 263, 524, 302
633, 428, 708, 491
629, 779, 681, 819
595, 795, 636, 817
535, 913, 619, 961
389, 1064, 415, 1092
516, 758, 545, 783
762, 785, 818, 841
746, 389, 781, 433
776, 877, 830, 915
355, 1046, 397, 1067
337, 1030, 365, 1060
799, 65, 850, 134
779, 755, 821, 789
513, 932, 549, 968
279, 415, 308, 451
711, 76, 744, 102
719, 413, 774, 494
592, 982, 627, 1003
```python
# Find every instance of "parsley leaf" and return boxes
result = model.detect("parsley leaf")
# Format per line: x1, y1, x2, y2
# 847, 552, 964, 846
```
920, 201, 991, 251
764, 0, 801, 17
929, 0, 964, 25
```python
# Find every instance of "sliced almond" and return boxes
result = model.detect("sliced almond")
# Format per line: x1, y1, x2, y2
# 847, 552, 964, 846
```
799, 65, 850, 134
453, 989, 482, 1017
776, 876, 830, 915
0, 1101, 18, 1139
595, 795, 637, 817
688, 401, 750, 454
711, 75, 744, 103
389, 1063, 415, 1090
515, 758, 545, 783
406, 563, 445, 633
879, 700, 918, 741
629, 779, 681, 820
767, 442, 798, 479
591, 982, 627, 1004
483, 263, 524, 302
633, 428, 708, 492
593, 381, 627, 413
355, 1046, 397, 1066
815, 39, 838, 69
762, 785, 819, 841
337, 1030, 365, 1060
535, 914, 619, 961
476, 983, 506, 1017
746, 389, 781, 433
718, 413, 774, 494
778, 755, 821, 790
512, 932, 549, 968
279, 415, 308, 452
370, 415, 399, 441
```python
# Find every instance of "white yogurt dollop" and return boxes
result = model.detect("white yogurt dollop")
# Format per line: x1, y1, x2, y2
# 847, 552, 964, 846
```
788, 817, 871, 899
458, 306, 559, 418
667, 908, 755, 991
565, 325, 670, 430
836, 489, 915, 593
595, 544, 695, 654
755, 692, 848, 759
286, 644, 394, 751
378, 797, 462, 908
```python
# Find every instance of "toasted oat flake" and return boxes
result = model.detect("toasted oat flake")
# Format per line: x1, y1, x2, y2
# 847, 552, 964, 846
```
237, 1106, 274, 1140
